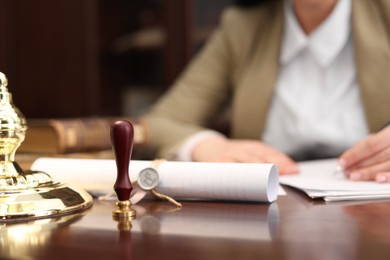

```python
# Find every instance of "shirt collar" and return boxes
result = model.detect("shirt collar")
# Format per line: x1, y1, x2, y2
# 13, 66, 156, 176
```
280, 0, 352, 67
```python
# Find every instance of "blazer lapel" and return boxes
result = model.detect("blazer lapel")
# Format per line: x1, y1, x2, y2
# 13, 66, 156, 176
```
353, 0, 390, 132
232, 1, 284, 139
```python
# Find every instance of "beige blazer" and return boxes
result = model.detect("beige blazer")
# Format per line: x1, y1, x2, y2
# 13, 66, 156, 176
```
142, 0, 390, 159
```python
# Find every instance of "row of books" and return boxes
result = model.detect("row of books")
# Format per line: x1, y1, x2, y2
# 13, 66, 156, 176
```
19, 117, 146, 154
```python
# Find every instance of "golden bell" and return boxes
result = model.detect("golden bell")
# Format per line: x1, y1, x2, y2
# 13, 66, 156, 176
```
0, 72, 93, 222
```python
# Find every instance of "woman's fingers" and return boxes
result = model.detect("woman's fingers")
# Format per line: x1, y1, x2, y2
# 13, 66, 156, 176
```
340, 128, 390, 170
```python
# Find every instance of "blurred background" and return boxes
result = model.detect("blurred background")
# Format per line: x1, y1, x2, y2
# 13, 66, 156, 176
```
0, 0, 232, 119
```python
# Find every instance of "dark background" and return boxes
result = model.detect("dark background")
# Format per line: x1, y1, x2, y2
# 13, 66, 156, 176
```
0, 0, 232, 119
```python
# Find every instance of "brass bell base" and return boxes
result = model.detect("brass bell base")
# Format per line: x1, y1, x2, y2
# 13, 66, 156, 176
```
0, 174, 93, 223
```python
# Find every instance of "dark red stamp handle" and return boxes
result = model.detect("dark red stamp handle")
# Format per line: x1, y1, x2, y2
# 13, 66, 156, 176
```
111, 120, 134, 201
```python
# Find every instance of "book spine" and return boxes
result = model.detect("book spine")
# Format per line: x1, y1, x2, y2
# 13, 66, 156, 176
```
49, 118, 145, 153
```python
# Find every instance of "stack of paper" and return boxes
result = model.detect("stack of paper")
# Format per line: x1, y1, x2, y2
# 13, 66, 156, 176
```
280, 159, 390, 201
31, 158, 279, 203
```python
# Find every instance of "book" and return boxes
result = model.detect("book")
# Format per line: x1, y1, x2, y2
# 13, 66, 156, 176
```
18, 118, 146, 154
279, 159, 390, 201
30, 158, 280, 203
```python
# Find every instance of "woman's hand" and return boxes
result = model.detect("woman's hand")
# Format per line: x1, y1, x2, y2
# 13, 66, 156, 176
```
339, 127, 390, 182
192, 136, 299, 175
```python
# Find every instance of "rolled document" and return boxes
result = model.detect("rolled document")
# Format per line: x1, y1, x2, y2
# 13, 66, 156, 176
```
31, 158, 279, 203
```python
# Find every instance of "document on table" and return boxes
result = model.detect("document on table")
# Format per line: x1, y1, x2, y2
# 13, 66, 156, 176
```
31, 158, 279, 203
279, 158, 390, 201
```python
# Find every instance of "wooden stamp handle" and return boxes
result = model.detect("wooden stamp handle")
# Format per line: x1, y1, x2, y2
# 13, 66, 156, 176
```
111, 120, 134, 201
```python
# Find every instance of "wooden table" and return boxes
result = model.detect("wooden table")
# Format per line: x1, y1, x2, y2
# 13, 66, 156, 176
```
1, 187, 390, 260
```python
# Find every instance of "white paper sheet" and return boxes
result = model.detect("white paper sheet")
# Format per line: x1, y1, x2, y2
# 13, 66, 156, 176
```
279, 158, 390, 201
31, 158, 279, 203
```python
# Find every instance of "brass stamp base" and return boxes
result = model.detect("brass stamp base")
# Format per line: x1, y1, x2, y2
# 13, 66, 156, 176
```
112, 200, 136, 220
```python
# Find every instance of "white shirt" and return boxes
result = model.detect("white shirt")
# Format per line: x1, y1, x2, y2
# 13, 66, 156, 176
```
263, 0, 368, 160
177, 0, 369, 161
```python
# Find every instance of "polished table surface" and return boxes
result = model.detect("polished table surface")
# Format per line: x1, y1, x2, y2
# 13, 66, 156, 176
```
1, 186, 390, 260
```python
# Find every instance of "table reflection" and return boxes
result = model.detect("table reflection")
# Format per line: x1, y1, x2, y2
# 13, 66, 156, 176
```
344, 201, 390, 243
0, 212, 85, 259
4, 194, 390, 259
279, 202, 359, 260
75, 200, 280, 242
0, 200, 279, 259
137, 202, 279, 241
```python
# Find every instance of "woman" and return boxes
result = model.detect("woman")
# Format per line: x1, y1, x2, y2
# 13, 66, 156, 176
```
140, 0, 390, 182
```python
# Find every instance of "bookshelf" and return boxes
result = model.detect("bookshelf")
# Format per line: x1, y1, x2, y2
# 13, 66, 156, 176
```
0, 0, 231, 118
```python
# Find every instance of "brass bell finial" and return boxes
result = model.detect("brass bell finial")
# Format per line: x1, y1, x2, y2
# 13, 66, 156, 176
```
0, 72, 27, 176
0, 72, 8, 86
